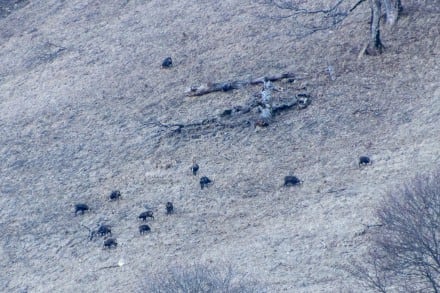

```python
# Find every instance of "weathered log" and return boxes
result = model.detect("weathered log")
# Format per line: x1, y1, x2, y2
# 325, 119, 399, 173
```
186, 72, 295, 96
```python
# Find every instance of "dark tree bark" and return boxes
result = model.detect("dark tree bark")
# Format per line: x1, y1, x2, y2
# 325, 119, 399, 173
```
383, 0, 402, 26
366, 0, 402, 55
366, 0, 384, 55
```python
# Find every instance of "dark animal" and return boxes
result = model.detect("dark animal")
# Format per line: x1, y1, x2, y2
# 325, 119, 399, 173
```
139, 224, 151, 235
166, 202, 174, 214
103, 238, 117, 249
97, 225, 112, 236
222, 83, 234, 92
162, 57, 173, 68
90, 224, 112, 240
139, 211, 154, 221
109, 190, 121, 201
220, 109, 233, 117
191, 162, 199, 176
200, 176, 212, 189
75, 203, 89, 215
284, 176, 302, 187
359, 156, 372, 167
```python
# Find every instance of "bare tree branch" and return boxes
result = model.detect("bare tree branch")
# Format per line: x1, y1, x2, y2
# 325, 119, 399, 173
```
350, 0, 367, 12
265, 0, 345, 15
259, 0, 359, 39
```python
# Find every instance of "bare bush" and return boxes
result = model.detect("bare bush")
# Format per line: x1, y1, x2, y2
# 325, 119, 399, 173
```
141, 263, 265, 293
350, 171, 440, 292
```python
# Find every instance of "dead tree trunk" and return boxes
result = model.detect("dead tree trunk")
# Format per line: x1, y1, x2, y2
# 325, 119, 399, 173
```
383, 0, 402, 26
185, 72, 295, 96
366, 0, 402, 55
367, 0, 384, 55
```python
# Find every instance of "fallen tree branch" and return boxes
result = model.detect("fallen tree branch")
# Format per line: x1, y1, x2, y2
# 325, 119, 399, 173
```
155, 93, 310, 136
186, 72, 295, 96
96, 265, 122, 271
258, 0, 362, 39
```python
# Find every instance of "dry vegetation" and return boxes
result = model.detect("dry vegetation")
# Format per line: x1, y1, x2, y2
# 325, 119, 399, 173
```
0, 0, 439, 292
349, 171, 440, 292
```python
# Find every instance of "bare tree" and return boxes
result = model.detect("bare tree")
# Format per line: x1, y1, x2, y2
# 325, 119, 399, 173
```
263, 0, 404, 55
366, 0, 403, 55
349, 171, 440, 292
261, 0, 350, 38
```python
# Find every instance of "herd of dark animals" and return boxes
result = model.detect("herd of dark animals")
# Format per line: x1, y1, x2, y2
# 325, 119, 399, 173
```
75, 155, 371, 249
76, 190, 173, 249
76, 190, 176, 249
74, 58, 372, 249
280, 155, 372, 186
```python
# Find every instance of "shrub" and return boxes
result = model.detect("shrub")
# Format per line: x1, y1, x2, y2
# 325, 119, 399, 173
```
141, 263, 265, 293
350, 171, 440, 292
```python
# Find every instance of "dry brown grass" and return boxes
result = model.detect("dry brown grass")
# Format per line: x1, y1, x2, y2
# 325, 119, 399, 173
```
0, 0, 439, 292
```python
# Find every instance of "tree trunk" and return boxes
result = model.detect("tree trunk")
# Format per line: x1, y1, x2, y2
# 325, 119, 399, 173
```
366, 0, 384, 55
383, 0, 402, 26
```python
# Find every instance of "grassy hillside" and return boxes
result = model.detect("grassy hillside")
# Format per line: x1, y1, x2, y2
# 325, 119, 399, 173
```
0, 1, 439, 292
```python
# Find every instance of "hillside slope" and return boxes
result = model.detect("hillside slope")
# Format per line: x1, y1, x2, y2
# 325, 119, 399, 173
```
0, 1, 439, 292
